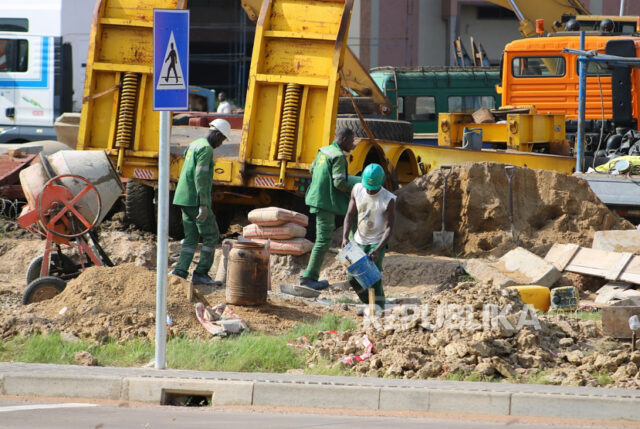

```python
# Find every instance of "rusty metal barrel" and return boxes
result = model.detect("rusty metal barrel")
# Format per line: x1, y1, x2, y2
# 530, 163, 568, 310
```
225, 240, 270, 306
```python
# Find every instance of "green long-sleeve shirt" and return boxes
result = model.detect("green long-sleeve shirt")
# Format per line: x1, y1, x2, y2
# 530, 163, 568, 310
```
305, 142, 352, 215
173, 138, 214, 207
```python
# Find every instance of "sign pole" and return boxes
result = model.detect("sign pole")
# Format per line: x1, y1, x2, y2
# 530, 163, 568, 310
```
153, 8, 189, 370
155, 109, 170, 369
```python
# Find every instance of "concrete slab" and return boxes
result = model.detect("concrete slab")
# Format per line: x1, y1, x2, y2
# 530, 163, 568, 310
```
126, 377, 254, 405
428, 389, 510, 415
496, 247, 561, 287
511, 393, 640, 420
379, 387, 429, 411
463, 259, 515, 288
593, 230, 640, 254
595, 282, 639, 305
252, 382, 380, 410
3, 374, 122, 400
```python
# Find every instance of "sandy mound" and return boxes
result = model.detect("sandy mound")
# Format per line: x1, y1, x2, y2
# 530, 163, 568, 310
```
0, 264, 348, 340
0, 239, 44, 295
390, 162, 634, 257
270, 252, 460, 289
303, 281, 639, 389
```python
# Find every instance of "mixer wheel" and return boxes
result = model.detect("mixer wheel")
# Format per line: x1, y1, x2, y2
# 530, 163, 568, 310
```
22, 276, 67, 305
26, 253, 77, 285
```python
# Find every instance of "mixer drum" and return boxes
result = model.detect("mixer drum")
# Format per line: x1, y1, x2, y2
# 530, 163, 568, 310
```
19, 150, 124, 225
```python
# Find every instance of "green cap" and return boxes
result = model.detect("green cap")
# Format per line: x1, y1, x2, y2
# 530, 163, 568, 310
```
362, 163, 385, 190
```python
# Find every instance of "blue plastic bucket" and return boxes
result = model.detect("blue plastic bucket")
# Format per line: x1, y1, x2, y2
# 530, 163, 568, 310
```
347, 255, 381, 289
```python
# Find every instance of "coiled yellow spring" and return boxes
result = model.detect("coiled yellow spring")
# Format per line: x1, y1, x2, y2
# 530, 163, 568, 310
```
277, 83, 302, 161
115, 72, 139, 149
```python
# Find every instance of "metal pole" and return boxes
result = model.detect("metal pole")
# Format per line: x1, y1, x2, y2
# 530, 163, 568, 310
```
620, 0, 626, 16
508, 0, 525, 21
576, 31, 586, 173
155, 110, 170, 369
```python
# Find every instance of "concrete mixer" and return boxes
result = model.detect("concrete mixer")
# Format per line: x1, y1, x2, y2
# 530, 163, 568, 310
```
17, 150, 124, 304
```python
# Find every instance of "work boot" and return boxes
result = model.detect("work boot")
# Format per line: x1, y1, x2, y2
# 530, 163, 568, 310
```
192, 272, 222, 286
169, 269, 188, 279
299, 276, 329, 291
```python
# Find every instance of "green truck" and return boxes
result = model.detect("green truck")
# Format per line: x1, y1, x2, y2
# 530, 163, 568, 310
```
370, 66, 501, 144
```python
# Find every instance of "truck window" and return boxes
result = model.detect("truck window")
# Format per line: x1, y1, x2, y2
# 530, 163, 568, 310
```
579, 62, 611, 76
0, 18, 28, 32
512, 57, 565, 77
400, 96, 436, 121
448, 96, 495, 114
0, 39, 28, 72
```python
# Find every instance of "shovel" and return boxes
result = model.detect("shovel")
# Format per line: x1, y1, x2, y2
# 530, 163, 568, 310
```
505, 166, 520, 246
433, 166, 454, 250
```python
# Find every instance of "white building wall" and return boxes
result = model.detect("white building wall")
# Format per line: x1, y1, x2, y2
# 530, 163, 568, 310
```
417, 0, 447, 66
458, 5, 520, 64
348, 0, 361, 57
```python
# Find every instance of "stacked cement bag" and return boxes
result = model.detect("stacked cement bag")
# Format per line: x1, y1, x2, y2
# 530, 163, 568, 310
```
244, 207, 313, 255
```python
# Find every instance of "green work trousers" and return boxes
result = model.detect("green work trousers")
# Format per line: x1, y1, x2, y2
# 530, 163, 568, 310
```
174, 205, 220, 277
302, 208, 335, 281
347, 242, 386, 309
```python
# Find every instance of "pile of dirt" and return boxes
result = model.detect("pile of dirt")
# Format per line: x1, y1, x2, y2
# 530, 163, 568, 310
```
0, 264, 348, 340
270, 253, 460, 289
390, 162, 634, 257
303, 281, 639, 389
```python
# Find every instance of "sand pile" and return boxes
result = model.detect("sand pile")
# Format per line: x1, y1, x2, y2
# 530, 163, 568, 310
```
0, 263, 348, 340
303, 281, 639, 389
0, 264, 202, 340
390, 162, 634, 257
270, 253, 460, 289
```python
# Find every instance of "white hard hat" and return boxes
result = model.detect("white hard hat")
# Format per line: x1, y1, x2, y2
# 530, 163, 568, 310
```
209, 118, 231, 140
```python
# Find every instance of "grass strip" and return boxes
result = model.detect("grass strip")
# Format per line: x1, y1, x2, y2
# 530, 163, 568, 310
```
0, 314, 356, 375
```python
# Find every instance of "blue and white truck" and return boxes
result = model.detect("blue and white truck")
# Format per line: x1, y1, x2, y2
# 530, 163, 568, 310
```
0, 0, 93, 143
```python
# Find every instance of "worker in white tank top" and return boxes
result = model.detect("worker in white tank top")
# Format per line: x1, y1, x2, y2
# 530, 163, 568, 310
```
342, 163, 396, 309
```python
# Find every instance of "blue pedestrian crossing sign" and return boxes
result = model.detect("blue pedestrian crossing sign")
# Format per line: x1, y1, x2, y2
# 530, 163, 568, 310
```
153, 9, 189, 111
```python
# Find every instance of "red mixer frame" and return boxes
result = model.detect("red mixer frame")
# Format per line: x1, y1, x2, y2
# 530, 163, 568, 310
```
18, 174, 112, 299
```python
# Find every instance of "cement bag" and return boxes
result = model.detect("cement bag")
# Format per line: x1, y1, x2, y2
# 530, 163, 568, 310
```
252, 238, 313, 256
243, 223, 306, 240
248, 207, 308, 227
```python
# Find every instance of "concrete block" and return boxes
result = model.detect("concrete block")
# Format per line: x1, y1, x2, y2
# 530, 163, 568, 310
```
3, 374, 122, 399
252, 382, 379, 410
496, 247, 561, 287
511, 393, 640, 421
463, 259, 515, 288
126, 377, 253, 405
428, 389, 510, 415
593, 230, 640, 254
379, 387, 428, 411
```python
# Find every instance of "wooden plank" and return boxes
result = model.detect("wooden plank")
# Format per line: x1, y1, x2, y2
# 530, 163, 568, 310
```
546, 244, 640, 285
605, 252, 634, 281
545, 243, 580, 271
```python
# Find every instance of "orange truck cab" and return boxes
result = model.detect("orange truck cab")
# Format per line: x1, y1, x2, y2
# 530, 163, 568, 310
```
499, 34, 640, 161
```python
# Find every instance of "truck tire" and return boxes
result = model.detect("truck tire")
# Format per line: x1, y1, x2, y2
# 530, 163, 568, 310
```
337, 97, 378, 115
26, 253, 77, 286
335, 118, 413, 143
125, 182, 156, 232
22, 276, 67, 305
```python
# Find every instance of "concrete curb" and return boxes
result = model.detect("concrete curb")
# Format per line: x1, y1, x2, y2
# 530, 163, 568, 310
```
1, 363, 639, 421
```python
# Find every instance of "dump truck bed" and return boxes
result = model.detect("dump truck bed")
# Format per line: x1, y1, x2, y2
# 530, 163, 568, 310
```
170, 126, 241, 158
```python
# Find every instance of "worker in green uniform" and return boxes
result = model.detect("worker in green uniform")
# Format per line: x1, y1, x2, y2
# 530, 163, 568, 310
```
170, 119, 231, 285
342, 163, 395, 310
300, 128, 357, 290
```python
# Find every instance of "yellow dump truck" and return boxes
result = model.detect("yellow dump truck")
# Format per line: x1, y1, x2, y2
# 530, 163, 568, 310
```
77, 0, 576, 236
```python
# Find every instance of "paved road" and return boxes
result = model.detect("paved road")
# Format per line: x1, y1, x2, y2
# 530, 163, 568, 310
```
0, 399, 637, 429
